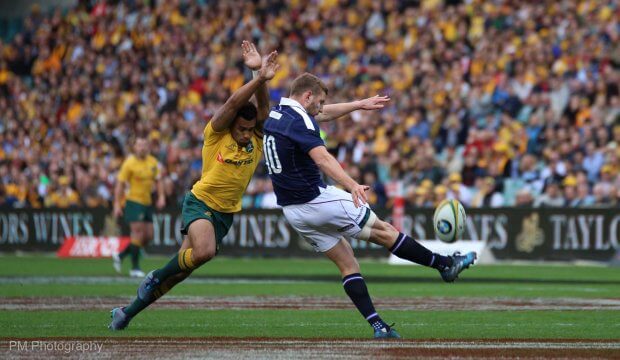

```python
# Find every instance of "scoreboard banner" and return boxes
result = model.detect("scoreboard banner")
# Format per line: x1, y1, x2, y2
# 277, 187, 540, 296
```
0, 206, 618, 262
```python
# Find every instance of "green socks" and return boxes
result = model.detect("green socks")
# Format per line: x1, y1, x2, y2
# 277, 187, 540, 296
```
119, 242, 142, 270
153, 249, 196, 282
123, 297, 148, 317
124, 249, 198, 318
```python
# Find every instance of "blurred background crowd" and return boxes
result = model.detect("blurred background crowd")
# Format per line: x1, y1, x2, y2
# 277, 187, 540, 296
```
0, 0, 619, 210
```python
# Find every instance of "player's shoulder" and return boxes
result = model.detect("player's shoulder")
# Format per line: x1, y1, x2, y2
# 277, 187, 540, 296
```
276, 106, 317, 132
268, 105, 299, 122
123, 154, 136, 165
205, 120, 229, 135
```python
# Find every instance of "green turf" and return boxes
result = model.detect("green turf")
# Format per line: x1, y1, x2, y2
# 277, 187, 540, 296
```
1, 255, 619, 299
0, 309, 618, 339
1, 256, 618, 283
2, 281, 619, 299
1, 255, 619, 340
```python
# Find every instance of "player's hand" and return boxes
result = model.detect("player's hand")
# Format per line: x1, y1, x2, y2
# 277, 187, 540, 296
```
113, 204, 123, 218
350, 184, 370, 208
258, 51, 280, 81
242, 40, 262, 70
156, 196, 166, 210
357, 95, 390, 110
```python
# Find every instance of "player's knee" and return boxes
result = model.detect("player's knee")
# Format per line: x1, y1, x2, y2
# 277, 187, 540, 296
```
383, 221, 398, 232
342, 261, 360, 275
369, 223, 398, 247
381, 220, 399, 235
131, 228, 144, 240
370, 219, 389, 231
192, 246, 216, 265
338, 254, 360, 275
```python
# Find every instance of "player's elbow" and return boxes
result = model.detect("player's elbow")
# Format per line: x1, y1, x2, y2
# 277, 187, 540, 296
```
309, 146, 331, 166
256, 108, 269, 122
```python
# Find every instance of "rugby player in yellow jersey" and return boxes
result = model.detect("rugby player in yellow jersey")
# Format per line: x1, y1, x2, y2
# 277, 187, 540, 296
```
109, 41, 279, 330
112, 137, 165, 277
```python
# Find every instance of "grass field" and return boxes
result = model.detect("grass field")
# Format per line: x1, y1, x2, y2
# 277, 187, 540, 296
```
1, 254, 619, 358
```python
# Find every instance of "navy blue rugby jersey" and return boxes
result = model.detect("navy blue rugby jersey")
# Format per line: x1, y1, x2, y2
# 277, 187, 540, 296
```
262, 97, 326, 206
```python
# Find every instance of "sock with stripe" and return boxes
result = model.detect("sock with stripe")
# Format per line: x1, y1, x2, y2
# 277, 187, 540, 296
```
342, 273, 390, 331
124, 251, 196, 318
390, 233, 453, 270
152, 248, 197, 283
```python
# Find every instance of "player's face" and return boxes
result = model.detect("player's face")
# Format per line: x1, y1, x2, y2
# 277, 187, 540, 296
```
232, 117, 256, 147
134, 139, 149, 158
306, 91, 326, 117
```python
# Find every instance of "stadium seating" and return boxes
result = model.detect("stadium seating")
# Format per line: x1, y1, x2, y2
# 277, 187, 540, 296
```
0, 0, 618, 209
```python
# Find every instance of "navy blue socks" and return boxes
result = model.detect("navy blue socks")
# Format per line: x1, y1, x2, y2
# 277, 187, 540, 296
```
390, 233, 453, 270
342, 273, 389, 330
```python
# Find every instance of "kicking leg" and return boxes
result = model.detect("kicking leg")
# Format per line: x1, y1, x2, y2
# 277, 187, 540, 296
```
366, 217, 475, 282
324, 238, 400, 339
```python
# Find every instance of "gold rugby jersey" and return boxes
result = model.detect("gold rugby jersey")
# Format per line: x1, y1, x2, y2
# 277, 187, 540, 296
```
191, 122, 263, 213
117, 154, 160, 206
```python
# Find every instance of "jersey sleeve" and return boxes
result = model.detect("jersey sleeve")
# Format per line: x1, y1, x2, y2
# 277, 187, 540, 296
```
288, 118, 325, 153
203, 121, 228, 145
117, 158, 131, 182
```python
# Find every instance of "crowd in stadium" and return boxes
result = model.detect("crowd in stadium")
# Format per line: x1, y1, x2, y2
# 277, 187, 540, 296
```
0, 0, 619, 210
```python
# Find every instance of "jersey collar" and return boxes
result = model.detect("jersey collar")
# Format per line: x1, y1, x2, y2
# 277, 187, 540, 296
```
279, 97, 308, 114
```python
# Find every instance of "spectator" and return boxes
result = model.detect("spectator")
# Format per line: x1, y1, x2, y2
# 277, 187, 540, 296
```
574, 183, 596, 207
461, 149, 485, 187
0, 0, 618, 210
592, 183, 615, 207
44, 176, 80, 208
434, 185, 448, 207
471, 177, 504, 208
562, 176, 580, 207
534, 180, 565, 208
515, 189, 535, 208
363, 171, 387, 208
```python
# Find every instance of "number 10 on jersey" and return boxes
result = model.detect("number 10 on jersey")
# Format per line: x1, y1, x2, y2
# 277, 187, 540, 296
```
263, 135, 282, 174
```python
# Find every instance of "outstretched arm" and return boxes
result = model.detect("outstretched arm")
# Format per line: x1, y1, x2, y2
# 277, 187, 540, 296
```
210, 76, 268, 132
211, 43, 279, 132
241, 41, 274, 133
315, 95, 390, 122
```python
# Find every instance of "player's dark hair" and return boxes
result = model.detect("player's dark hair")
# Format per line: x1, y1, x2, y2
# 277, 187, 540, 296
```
289, 73, 328, 97
128, 134, 147, 147
236, 102, 258, 121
